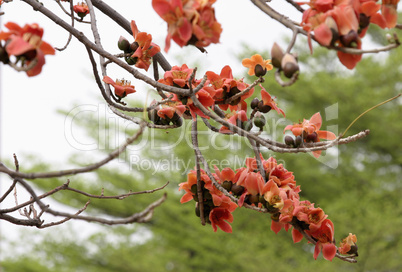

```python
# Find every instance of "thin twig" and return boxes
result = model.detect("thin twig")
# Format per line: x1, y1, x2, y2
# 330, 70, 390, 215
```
0, 123, 146, 180
192, 118, 206, 225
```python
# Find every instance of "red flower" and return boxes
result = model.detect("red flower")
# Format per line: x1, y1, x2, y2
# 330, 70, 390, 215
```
260, 85, 285, 117
159, 64, 194, 88
191, 2, 222, 48
152, 0, 192, 52
102, 76, 136, 98
284, 112, 336, 157
206, 65, 254, 111
382, 0, 399, 28
130, 20, 161, 71
209, 207, 234, 233
152, 0, 221, 52
73, 2, 89, 18
338, 233, 358, 255
219, 110, 248, 134
157, 102, 186, 119
0, 22, 55, 76
307, 219, 337, 261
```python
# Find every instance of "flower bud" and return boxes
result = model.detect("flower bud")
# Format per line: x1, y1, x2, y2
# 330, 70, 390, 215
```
253, 112, 266, 129
130, 42, 139, 52
295, 135, 303, 147
125, 56, 137, 65
249, 195, 260, 204
281, 53, 299, 78
242, 120, 253, 131
254, 64, 267, 77
118, 36, 131, 52
222, 181, 232, 191
306, 132, 318, 142
284, 135, 295, 146
347, 244, 358, 255
231, 184, 244, 196
258, 100, 271, 113
250, 98, 260, 110
271, 42, 284, 68
174, 117, 183, 127
359, 13, 370, 30
341, 30, 358, 47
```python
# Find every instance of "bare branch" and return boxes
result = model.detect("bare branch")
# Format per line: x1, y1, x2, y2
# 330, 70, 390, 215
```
0, 123, 146, 180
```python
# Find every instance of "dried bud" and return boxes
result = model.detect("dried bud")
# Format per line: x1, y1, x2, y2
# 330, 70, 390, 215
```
306, 132, 318, 143
347, 244, 358, 255
341, 30, 358, 47
231, 184, 244, 196
295, 135, 303, 147
271, 42, 284, 68
253, 112, 266, 129
254, 64, 267, 77
222, 181, 232, 191
118, 36, 131, 52
173, 117, 183, 127
250, 98, 260, 110
130, 42, 139, 52
258, 100, 271, 113
359, 13, 370, 30
281, 53, 299, 78
284, 135, 295, 146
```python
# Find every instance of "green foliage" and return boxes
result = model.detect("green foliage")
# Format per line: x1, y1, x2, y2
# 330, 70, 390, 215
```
2, 40, 402, 271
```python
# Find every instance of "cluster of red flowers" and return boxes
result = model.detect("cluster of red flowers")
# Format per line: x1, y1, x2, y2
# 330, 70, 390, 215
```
152, 0, 222, 52
179, 154, 357, 261
300, 0, 400, 69
149, 59, 283, 127
0, 22, 55, 77
284, 112, 337, 157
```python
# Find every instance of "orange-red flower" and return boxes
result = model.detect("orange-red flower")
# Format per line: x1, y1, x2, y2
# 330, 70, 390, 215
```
338, 233, 358, 255
219, 110, 249, 134
260, 85, 285, 117
152, 0, 221, 52
242, 54, 273, 77
103, 76, 136, 98
0, 22, 55, 76
192, 1, 222, 48
206, 65, 254, 111
130, 20, 161, 71
157, 102, 186, 119
382, 0, 399, 28
158, 64, 194, 88
73, 2, 89, 18
209, 207, 234, 233
284, 112, 336, 157
152, 0, 193, 52
307, 219, 337, 261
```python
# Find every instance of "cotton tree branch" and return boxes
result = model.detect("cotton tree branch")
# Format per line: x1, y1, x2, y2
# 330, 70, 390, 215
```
21, 0, 186, 96
192, 118, 206, 225
190, 93, 370, 154
251, 0, 400, 56
0, 122, 146, 180
291, 220, 358, 263
90, 0, 172, 71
